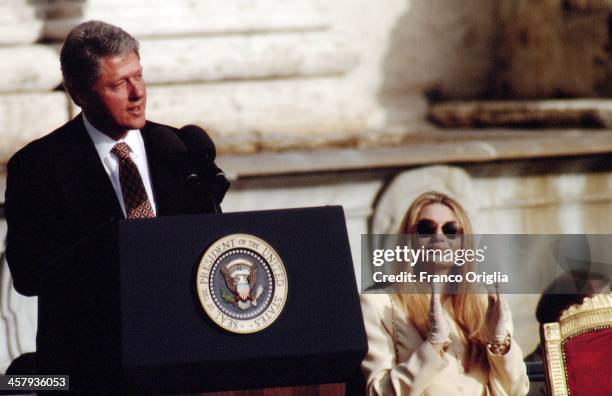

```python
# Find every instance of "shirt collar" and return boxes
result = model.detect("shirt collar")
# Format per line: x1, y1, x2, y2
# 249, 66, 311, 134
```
82, 113, 143, 160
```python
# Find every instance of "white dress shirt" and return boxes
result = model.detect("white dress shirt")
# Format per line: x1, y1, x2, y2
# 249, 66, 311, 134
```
82, 114, 157, 218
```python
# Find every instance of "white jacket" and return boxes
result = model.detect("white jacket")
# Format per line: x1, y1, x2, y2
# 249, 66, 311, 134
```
361, 294, 530, 396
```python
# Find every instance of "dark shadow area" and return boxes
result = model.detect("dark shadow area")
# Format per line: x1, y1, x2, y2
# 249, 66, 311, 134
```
377, 0, 502, 130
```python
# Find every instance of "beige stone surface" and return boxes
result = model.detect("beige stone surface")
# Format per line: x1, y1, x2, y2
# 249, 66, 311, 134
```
496, 0, 610, 97
560, 13, 610, 96
1, 0, 506, 135
0, 92, 70, 163
139, 32, 359, 84
40, 0, 329, 40
332, 0, 497, 97
496, 0, 564, 98
0, 1, 43, 44
473, 164, 612, 234
323, 0, 499, 132
0, 234, 38, 375
0, 23, 44, 45
0, 169, 5, 201
1, 172, 35, 370
429, 99, 612, 128
0, 46, 62, 93
216, 128, 612, 176
0, 1, 38, 23
131, 78, 372, 154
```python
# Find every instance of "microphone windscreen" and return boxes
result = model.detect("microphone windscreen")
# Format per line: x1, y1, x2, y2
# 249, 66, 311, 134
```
179, 125, 216, 160
148, 126, 188, 156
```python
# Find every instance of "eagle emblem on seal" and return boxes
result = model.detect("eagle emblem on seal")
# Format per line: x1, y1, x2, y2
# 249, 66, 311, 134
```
220, 258, 264, 310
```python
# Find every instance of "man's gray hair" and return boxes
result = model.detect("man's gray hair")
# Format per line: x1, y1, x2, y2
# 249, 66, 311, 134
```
60, 20, 140, 102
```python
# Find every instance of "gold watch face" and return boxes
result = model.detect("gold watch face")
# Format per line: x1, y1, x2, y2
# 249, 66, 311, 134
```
196, 234, 288, 334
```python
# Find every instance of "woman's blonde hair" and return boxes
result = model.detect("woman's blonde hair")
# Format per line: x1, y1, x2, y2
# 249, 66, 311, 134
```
395, 191, 488, 370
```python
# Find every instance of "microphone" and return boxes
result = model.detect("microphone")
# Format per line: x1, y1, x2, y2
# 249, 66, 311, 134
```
148, 125, 189, 157
147, 126, 191, 179
179, 125, 230, 213
148, 126, 204, 209
179, 124, 216, 160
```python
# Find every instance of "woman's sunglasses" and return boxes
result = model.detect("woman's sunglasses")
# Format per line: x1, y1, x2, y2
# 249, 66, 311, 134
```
415, 219, 462, 239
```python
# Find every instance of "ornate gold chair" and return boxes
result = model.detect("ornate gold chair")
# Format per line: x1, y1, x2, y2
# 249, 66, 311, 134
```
541, 293, 612, 396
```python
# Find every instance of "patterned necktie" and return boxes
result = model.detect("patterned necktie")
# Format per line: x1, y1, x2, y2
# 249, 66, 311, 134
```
111, 142, 155, 219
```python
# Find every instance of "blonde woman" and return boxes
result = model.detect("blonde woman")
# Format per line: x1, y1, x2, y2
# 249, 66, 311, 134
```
361, 191, 529, 395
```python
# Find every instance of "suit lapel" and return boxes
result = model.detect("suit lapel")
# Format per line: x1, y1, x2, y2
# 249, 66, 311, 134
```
58, 118, 189, 222
142, 122, 166, 215
58, 115, 124, 230
141, 122, 190, 216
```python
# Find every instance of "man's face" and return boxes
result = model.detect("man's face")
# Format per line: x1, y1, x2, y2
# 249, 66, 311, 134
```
82, 51, 146, 139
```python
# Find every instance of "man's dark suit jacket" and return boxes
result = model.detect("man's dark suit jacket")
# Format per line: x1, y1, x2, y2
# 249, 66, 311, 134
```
5, 114, 218, 297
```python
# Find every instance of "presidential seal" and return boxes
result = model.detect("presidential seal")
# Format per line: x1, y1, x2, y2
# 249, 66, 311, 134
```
196, 234, 288, 334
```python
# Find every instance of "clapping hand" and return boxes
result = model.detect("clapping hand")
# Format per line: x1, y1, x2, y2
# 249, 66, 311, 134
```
427, 282, 451, 353
486, 284, 511, 353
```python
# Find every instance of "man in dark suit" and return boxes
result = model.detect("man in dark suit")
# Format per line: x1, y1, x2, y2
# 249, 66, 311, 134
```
6, 20, 222, 296
4, 21, 225, 385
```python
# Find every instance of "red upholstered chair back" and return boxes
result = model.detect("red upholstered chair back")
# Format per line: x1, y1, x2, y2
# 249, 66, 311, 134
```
562, 327, 612, 396
542, 294, 612, 396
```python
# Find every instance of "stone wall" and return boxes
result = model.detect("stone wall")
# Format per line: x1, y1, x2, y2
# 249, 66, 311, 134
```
1, 0, 611, 379
496, 0, 612, 97
0, 0, 500, 161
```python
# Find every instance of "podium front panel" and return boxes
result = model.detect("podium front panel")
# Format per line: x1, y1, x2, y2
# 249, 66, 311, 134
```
118, 206, 366, 392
